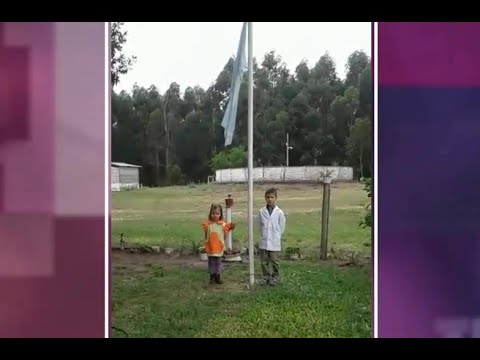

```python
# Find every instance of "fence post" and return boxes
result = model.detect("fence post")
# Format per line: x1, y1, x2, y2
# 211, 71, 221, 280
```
320, 175, 333, 260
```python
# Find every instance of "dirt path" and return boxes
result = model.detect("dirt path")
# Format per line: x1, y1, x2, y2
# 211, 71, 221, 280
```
112, 250, 207, 269
112, 249, 370, 271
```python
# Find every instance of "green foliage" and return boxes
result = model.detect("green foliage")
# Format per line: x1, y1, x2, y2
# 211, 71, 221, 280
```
111, 22, 137, 87
345, 50, 370, 88
167, 165, 185, 186
210, 146, 247, 171
112, 47, 371, 186
347, 117, 371, 178
360, 177, 371, 229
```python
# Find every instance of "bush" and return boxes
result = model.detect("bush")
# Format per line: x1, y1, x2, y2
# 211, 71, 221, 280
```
168, 165, 185, 186
210, 146, 247, 172
359, 177, 371, 229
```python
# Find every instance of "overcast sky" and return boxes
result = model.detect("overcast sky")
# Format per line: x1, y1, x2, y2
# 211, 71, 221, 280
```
116, 22, 371, 95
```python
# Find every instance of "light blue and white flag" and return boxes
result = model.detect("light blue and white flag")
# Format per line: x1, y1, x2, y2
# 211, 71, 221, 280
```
221, 22, 248, 146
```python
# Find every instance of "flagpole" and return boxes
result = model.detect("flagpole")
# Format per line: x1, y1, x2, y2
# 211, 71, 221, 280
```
247, 22, 255, 287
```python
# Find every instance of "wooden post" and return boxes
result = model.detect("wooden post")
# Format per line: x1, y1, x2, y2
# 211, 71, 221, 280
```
320, 177, 332, 260
225, 194, 234, 252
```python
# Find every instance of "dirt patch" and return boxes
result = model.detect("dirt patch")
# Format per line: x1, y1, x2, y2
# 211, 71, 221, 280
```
112, 250, 370, 273
112, 251, 206, 269
112, 251, 246, 270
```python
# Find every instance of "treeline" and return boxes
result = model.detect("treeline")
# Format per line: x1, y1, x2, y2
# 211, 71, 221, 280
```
112, 45, 371, 186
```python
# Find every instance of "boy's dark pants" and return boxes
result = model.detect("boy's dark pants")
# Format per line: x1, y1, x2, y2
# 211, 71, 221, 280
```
260, 249, 280, 280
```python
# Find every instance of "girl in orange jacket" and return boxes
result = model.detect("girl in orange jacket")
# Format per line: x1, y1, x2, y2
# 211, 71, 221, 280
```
202, 204, 236, 284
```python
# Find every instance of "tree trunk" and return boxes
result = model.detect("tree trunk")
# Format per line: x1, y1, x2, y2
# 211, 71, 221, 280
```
211, 115, 216, 154
359, 145, 364, 179
154, 147, 160, 186
162, 95, 170, 183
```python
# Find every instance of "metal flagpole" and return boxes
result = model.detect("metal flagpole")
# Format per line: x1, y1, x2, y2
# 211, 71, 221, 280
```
286, 133, 293, 167
247, 22, 255, 287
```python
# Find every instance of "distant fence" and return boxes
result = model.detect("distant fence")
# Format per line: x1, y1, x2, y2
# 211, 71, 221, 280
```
214, 166, 353, 183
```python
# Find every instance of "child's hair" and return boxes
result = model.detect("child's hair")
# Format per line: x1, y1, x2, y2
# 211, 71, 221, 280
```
208, 203, 224, 221
265, 188, 278, 197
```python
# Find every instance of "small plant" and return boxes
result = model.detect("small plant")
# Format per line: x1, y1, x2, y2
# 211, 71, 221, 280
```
178, 238, 187, 255
138, 244, 154, 253
188, 238, 204, 256
119, 233, 126, 250
360, 177, 372, 197
285, 247, 301, 260
318, 169, 335, 183
359, 177, 371, 229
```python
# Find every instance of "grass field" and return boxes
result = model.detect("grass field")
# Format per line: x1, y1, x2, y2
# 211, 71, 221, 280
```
112, 182, 372, 338
112, 182, 371, 257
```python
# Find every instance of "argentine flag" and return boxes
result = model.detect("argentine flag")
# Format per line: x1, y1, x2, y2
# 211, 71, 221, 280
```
221, 22, 248, 147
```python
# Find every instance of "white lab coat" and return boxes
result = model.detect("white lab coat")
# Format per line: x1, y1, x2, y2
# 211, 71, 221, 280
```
258, 205, 286, 251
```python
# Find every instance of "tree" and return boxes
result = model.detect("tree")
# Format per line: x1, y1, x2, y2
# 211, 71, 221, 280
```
111, 48, 372, 186
358, 64, 372, 117
111, 22, 137, 87
345, 50, 370, 88
161, 82, 182, 182
312, 53, 337, 83
175, 111, 213, 182
346, 117, 371, 178
295, 60, 310, 84
145, 108, 165, 186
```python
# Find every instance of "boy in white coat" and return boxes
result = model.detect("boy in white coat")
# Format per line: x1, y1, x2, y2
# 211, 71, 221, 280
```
258, 188, 286, 286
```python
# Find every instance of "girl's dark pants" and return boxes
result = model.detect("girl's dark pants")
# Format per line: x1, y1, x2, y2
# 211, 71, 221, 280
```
208, 256, 221, 275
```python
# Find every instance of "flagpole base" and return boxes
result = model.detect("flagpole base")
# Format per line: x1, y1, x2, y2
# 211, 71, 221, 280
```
248, 274, 255, 288
223, 253, 242, 262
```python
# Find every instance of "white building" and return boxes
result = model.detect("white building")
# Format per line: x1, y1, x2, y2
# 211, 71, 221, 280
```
111, 162, 141, 191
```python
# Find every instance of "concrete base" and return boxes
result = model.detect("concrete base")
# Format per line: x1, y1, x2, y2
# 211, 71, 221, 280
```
223, 255, 242, 262
111, 183, 140, 192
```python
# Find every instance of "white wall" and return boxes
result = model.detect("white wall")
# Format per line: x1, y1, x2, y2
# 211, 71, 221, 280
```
215, 166, 353, 183
111, 183, 140, 192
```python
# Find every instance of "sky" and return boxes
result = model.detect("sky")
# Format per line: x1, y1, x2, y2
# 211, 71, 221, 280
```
116, 22, 372, 95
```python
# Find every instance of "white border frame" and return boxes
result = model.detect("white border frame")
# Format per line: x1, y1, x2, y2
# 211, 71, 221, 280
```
104, 21, 110, 339
102, 21, 380, 339
373, 21, 379, 338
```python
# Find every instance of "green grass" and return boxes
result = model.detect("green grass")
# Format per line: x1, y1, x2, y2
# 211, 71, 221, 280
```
112, 182, 372, 338
112, 257, 371, 338
112, 182, 371, 256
